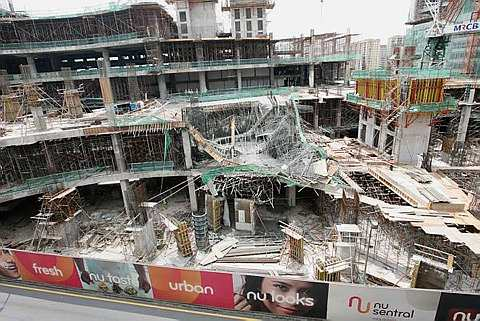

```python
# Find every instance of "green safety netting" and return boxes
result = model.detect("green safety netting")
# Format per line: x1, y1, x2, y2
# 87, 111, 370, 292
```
346, 93, 458, 112
352, 68, 460, 80
0, 167, 107, 197
129, 161, 174, 172
0, 33, 142, 50
201, 165, 298, 187
171, 86, 297, 103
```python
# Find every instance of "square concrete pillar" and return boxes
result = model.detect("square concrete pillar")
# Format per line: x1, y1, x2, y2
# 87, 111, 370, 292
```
287, 186, 296, 207
158, 74, 168, 99
237, 70, 242, 90
25, 55, 37, 77
309, 64, 315, 88
199, 71, 207, 93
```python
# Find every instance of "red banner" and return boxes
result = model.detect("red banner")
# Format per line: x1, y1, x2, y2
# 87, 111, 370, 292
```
148, 266, 234, 309
10, 250, 82, 288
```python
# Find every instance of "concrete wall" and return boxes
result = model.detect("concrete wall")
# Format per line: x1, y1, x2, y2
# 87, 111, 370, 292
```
395, 113, 432, 165
175, 0, 217, 39
189, 2, 218, 38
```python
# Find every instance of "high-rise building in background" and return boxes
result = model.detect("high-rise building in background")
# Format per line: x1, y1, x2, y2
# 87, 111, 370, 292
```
167, 0, 219, 39
222, 0, 274, 38
351, 39, 381, 70
387, 35, 405, 58
405, 0, 480, 75
379, 44, 388, 68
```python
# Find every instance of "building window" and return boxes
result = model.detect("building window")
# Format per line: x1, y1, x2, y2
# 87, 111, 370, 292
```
234, 9, 240, 19
258, 31, 264, 36
235, 21, 241, 32
180, 23, 188, 34
246, 20, 252, 31
246, 8, 251, 19
257, 8, 263, 18
179, 11, 187, 22
236, 33, 241, 39
247, 32, 252, 38
257, 20, 263, 31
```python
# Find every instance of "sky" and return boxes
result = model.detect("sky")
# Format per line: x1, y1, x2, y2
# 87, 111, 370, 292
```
5, 0, 412, 43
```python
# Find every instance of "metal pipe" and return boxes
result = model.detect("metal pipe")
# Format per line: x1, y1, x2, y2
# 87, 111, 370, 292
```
363, 221, 378, 284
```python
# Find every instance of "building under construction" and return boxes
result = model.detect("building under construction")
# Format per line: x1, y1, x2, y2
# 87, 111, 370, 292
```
0, 0, 479, 310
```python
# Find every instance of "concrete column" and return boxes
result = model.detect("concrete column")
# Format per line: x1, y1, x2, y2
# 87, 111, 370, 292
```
119, 180, 134, 219
25, 55, 37, 77
344, 61, 351, 86
237, 70, 242, 90
187, 177, 198, 212
181, 129, 198, 212
199, 71, 207, 93
102, 50, 111, 70
112, 133, 127, 172
182, 129, 193, 169
111, 133, 134, 218
49, 57, 59, 71
31, 107, 46, 131
287, 186, 296, 207
313, 102, 320, 131
158, 74, 168, 99
195, 42, 204, 61
358, 108, 365, 141
270, 67, 275, 88
42, 141, 55, 173
309, 64, 315, 88
456, 88, 475, 146
235, 43, 242, 61
336, 99, 342, 128
365, 112, 376, 146
392, 113, 405, 163
378, 121, 388, 152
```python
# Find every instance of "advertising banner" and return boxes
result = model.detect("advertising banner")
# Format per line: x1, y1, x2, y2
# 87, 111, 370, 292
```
327, 283, 441, 321
148, 266, 234, 309
434, 292, 480, 321
73, 257, 153, 298
8, 249, 82, 288
233, 274, 329, 319
3, 248, 480, 321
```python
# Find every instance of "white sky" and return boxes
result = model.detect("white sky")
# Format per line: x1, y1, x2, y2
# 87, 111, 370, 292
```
7, 0, 411, 43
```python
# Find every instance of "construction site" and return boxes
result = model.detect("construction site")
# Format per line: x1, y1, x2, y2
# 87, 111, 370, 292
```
0, 0, 480, 317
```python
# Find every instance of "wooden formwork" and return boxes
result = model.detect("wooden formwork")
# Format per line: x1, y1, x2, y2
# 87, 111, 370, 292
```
205, 194, 223, 232
174, 222, 193, 257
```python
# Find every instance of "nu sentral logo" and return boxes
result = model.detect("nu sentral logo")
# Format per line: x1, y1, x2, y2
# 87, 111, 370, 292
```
348, 296, 415, 319
448, 309, 480, 321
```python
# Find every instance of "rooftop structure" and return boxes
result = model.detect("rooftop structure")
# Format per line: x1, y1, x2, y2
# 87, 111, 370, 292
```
167, 0, 219, 39
222, 0, 274, 39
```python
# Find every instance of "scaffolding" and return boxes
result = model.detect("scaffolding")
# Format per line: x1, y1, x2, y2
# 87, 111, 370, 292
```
0, 3, 177, 44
